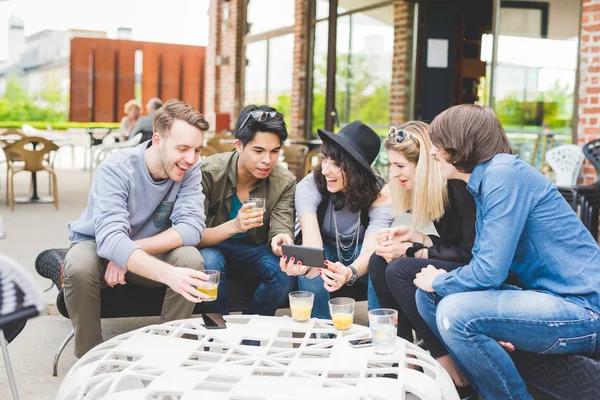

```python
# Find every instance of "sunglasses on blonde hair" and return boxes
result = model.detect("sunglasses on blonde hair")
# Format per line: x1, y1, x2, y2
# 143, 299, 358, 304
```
388, 127, 419, 145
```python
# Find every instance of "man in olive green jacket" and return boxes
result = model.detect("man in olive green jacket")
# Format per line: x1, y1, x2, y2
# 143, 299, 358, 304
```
198, 105, 297, 315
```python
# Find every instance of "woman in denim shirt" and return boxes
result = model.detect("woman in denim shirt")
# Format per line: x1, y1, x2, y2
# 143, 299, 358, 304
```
414, 104, 600, 400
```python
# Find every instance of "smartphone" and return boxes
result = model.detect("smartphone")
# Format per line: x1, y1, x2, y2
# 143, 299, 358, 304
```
281, 244, 327, 268
203, 313, 227, 329
349, 338, 373, 348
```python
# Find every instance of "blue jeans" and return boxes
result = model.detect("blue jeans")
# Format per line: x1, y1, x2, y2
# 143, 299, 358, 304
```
416, 288, 600, 400
298, 242, 380, 319
200, 240, 295, 316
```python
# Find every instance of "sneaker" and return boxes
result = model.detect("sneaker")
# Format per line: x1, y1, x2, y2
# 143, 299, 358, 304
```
455, 384, 478, 400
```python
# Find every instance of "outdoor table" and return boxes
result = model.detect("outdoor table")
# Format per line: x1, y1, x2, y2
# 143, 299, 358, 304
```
56, 315, 458, 400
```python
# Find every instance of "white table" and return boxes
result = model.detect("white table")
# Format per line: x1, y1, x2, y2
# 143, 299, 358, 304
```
56, 315, 458, 400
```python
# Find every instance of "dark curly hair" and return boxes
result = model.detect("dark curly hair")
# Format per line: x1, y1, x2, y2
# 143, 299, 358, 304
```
314, 138, 383, 213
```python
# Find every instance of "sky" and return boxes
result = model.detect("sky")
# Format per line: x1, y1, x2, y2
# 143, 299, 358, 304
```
0, 0, 210, 60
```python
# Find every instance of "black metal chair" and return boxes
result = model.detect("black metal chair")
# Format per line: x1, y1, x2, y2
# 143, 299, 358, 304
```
0, 254, 46, 400
557, 138, 600, 211
579, 192, 600, 241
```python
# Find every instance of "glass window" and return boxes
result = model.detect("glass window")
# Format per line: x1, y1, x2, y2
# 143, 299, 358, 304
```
244, 41, 268, 106
316, 0, 329, 20
338, 0, 391, 14
311, 21, 329, 133
489, 1, 581, 167
267, 34, 294, 126
247, 0, 295, 35
335, 5, 394, 132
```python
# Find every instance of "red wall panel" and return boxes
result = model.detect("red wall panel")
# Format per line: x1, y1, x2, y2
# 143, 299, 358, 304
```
70, 38, 206, 122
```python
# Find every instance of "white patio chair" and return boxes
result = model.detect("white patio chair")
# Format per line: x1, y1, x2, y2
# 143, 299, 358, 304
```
546, 144, 585, 187
89, 132, 143, 179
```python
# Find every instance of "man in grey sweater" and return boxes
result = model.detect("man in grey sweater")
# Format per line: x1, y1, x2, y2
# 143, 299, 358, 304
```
65, 99, 210, 357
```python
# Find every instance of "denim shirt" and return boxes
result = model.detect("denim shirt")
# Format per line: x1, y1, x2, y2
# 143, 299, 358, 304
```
432, 154, 600, 313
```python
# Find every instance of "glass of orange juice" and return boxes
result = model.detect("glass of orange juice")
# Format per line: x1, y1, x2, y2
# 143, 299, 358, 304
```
329, 297, 355, 330
289, 291, 314, 322
197, 270, 220, 301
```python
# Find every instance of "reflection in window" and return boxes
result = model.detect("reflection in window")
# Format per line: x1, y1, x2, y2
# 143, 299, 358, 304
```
311, 21, 329, 134
489, 1, 580, 168
244, 41, 268, 106
268, 34, 294, 127
335, 5, 393, 131
246, 0, 295, 35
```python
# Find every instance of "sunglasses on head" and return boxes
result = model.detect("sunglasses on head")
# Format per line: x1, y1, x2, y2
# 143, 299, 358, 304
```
387, 127, 419, 145
238, 111, 283, 132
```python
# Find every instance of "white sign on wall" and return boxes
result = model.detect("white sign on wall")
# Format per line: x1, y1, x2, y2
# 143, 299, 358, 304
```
427, 38, 449, 68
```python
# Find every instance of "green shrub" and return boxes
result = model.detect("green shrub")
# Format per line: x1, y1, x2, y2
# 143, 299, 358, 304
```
0, 121, 121, 130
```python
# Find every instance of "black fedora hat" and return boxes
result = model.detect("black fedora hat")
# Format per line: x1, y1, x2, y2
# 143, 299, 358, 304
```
317, 121, 381, 176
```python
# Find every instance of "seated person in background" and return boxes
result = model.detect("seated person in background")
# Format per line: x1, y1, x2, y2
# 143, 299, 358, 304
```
65, 99, 211, 357
131, 97, 164, 139
369, 120, 476, 399
119, 99, 141, 142
281, 121, 392, 319
198, 105, 297, 316
414, 104, 600, 400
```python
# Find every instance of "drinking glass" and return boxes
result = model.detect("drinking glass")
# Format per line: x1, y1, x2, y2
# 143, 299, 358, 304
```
328, 297, 355, 330
368, 308, 398, 355
244, 198, 266, 211
197, 270, 220, 301
289, 291, 314, 322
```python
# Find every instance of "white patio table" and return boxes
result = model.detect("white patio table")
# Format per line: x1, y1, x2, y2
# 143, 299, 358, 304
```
56, 315, 458, 400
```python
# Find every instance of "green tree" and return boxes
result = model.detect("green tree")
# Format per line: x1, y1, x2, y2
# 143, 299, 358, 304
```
0, 74, 67, 122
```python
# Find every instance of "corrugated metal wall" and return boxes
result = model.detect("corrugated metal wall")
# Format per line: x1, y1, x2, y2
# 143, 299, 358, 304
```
70, 37, 205, 122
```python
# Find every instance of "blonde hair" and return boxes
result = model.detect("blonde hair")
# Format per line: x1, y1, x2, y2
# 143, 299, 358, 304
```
123, 100, 141, 114
384, 120, 447, 229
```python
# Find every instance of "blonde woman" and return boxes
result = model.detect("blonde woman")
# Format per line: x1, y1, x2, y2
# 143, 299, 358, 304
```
368, 120, 477, 399
119, 100, 141, 141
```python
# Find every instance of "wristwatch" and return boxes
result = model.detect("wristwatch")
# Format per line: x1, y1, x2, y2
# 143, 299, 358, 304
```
346, 265, 358, 286
406, 242, 425, 258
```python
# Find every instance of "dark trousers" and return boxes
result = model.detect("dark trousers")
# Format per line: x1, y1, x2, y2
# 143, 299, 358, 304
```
369, 254, 464, 358
200, 240, 296, 316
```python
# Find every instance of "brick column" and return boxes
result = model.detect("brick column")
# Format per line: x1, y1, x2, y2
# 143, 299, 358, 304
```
578, 0, 600, 184
289, 0, 311, 139
205, 0, 244, 131
390, 0, 414, 126
205, 0, 220, 119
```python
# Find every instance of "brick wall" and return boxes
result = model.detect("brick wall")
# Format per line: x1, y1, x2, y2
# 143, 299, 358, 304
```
205, 0, 243, 131
390, 0, 414, 126
289, 0, 310, 139
204, 0, 220, 120
578, 0, 600, 184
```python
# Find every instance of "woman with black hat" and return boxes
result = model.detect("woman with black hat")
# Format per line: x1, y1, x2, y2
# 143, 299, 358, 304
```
279, 121, 393, 319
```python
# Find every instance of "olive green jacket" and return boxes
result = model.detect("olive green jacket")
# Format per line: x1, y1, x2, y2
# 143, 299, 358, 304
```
201, 151, 296, 245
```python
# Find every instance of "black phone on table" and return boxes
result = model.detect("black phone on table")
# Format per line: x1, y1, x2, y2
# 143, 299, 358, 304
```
203, 313, 227, 329
281, 244, 327, 268
349, 338, 373, 348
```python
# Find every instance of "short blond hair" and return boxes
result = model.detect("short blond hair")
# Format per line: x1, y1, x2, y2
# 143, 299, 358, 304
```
385, 120, 447, 229
153, 99, 210, 137
123, 99, 141, 114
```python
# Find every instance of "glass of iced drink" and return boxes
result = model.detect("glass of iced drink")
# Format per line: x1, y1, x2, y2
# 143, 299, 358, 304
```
244, 198, 266, 212
197, 270, 220, 301
328, 297, 355, 331
289, 291, 314, 322
368, 309, 398, 355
